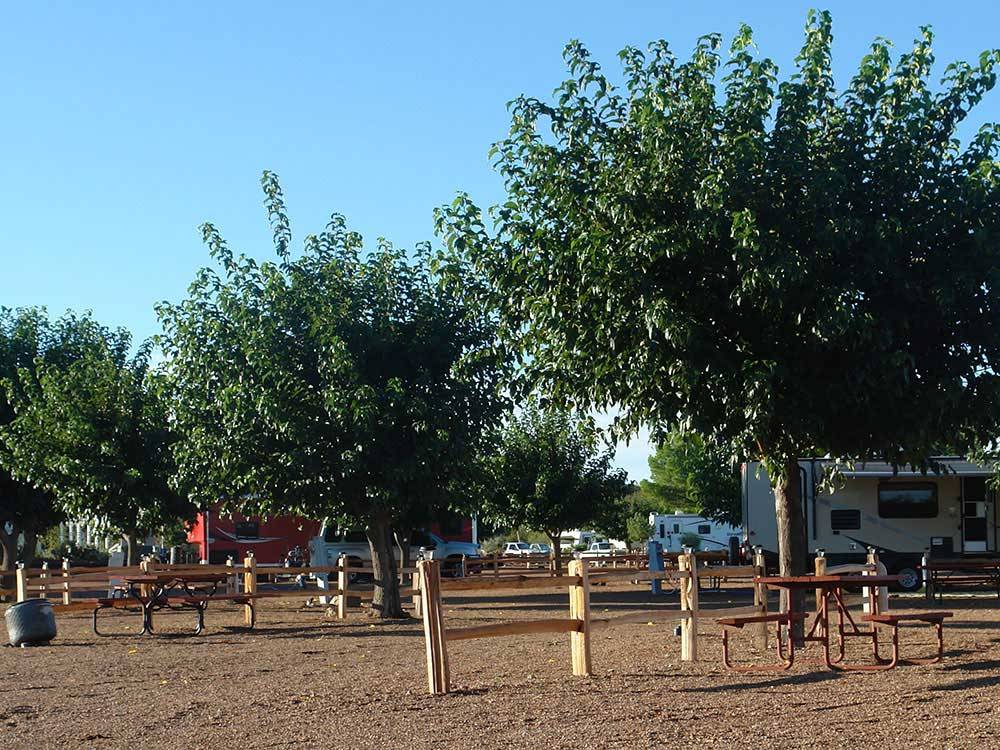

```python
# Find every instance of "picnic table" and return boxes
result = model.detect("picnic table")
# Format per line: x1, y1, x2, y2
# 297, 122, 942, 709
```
93, 572, 232, 636
923, 558, 1000, 601
718, 574, 951, 672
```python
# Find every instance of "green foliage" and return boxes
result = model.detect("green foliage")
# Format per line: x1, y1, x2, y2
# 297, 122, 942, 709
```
0, 308, 67, 566
436, 12, 1000, 576
642, 431, 741, 526
474, 402, 629, 567
679, 532, 702, 551
156, 172, 509, 615
625, 511, 653, 547
1, 311, 193, 545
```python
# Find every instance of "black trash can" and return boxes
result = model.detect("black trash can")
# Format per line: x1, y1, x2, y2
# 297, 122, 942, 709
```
5, 599, 57, 647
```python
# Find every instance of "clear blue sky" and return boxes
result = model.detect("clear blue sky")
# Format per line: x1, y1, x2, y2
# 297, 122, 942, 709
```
2, 1, 998, 481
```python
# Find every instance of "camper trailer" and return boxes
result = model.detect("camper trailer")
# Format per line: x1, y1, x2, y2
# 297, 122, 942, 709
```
650, 511, 740, 559
743, 458, 998, 591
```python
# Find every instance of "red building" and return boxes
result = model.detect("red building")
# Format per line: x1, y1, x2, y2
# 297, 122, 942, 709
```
186, 510, 321, 565
186, 509, 475, 565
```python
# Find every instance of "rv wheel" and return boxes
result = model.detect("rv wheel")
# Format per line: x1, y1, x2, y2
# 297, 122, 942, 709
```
894, 566, 921, 592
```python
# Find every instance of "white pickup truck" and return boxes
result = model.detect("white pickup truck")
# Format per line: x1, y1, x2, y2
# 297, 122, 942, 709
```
309, 526, 482, 577
575, 541, 616, 565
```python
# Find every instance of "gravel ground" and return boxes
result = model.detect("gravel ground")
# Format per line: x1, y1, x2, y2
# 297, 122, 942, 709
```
2, 584, 998, 750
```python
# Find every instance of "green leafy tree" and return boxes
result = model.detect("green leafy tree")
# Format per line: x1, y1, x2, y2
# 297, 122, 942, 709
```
0, 308, 87, 569
476, 403, 629, 572
156, 172, 509, 618
1, 313, 192, 565
644, 431, 741, 526
437, 13, 1000, 622
639, 445, 697, 515
624, 511, 653, 549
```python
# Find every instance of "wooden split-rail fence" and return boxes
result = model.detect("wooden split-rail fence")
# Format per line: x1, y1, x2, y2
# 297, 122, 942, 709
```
416, 550, 769, 695
11, 552, 423, 625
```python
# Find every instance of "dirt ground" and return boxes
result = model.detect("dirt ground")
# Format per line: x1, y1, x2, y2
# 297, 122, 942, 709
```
2, 583, 998, 750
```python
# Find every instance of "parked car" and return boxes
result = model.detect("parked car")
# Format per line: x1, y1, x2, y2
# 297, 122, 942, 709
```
529, 543, 551, 555
311, 526, 482, 578
575, 541, 616, 566
503, 542, 534, 557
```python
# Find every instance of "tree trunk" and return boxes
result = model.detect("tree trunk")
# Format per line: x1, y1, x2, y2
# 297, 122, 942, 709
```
773, 458, 807, 640
548, 530, 563, 575
395, 529, 412, 583
125, 529, 139, 566
19, 529, 38, 568
0, 526, 17, 572
367, 516, 405, 618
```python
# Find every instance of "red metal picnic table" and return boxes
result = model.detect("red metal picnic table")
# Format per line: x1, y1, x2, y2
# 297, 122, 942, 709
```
719, 575, 899, 672
754, 574, 899, 671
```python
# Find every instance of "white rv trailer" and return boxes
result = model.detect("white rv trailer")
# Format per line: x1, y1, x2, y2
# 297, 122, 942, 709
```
742, 457, 998, 591
650, 511, 740, 559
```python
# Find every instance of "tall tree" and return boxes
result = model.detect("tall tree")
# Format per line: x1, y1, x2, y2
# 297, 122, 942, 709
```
643, 431, 742, 526
476, 403, 629, 572
1, 313, 192, 565
157, 172, 508, 618
437, 13, 1000, 620
0, 308, 80, 570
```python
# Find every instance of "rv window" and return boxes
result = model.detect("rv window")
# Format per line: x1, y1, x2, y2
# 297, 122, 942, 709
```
697, 524, 711, 535
659, 523, 665, 538
234, 521, 259, 539
672, 524, 680, 533
830, 509, 861, 531
878, 483, 938, 519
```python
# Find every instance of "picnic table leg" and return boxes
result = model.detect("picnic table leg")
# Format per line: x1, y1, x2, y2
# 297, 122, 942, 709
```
193, 603, 206, 635
142, 601, 155, 635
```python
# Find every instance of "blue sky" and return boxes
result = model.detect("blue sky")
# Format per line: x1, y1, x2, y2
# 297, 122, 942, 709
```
2, 1, 998, 481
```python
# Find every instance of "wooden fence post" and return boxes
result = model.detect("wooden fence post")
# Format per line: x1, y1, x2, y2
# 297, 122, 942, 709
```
680, 550, 699, 661
243, 552, 257, 626
412, 568, 423, 618
62, 557, 72, 606
418, 559, 450, 695
226, 556, 235, 595
39, 561, 49, 597
337, 554, 349, 620
568, 558, 592, 676
493, 552, 500, 581
863, 547, 888, 614
752, 546, 767, 649
139, 557, 151, 599
15, 563, 27, 602
814, 550, 827, 637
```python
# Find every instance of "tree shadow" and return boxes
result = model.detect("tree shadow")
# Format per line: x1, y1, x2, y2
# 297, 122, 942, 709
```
684, 670, 841, 693
931, 674, 1000, 691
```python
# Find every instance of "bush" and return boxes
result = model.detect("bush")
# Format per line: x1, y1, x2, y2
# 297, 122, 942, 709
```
480, 534, 507, 554
679, 532, 702, 551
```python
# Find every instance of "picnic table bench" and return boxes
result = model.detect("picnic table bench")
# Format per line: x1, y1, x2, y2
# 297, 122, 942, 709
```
922, 559, 1000, 601
718, 612, 807, 671
862, 611, 953, 665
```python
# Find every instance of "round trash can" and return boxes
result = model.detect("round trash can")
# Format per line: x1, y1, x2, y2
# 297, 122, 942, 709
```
5, 599, 57, 647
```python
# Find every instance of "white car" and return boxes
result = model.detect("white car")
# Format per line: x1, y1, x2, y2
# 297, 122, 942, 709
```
503, 541, 534, 557
575, 541, 616, 565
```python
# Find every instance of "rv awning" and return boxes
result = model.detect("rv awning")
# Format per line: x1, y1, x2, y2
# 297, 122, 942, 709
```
836, 458, 995, 478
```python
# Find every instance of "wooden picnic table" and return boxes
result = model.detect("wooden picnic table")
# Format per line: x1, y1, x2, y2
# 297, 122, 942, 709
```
95, 572, 231, 636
